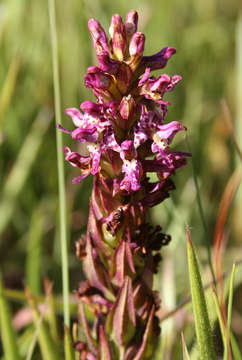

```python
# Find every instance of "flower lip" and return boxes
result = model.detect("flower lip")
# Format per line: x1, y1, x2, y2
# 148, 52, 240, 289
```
141, 46, 176, 70
65, 108, 84, 128
80, 101, 102, 116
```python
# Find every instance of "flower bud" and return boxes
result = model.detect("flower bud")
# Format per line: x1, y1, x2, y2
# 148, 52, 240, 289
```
125, 10, 138, 38
109, 14, 126, 61
85, 67, 111, 90
119, 95, 136, 123
88, 19, 110, 55
129, 32, 145, 70
129, 32, 145, 57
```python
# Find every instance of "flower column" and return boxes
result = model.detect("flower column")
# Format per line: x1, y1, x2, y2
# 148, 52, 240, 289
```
61, 10, 190, 360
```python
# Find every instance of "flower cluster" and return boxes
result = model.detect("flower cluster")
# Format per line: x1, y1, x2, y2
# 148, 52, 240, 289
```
61, 10, 190, 360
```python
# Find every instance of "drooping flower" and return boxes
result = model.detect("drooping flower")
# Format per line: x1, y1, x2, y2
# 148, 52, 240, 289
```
61, 10, 190, 360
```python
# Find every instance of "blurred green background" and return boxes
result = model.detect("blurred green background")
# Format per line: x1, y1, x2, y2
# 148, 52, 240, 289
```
0, 0, 241, 357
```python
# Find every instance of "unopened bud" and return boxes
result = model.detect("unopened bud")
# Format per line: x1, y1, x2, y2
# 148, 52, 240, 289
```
88, 19, 110, 55
109, 14, 126, 61
119, 95, 136, 121
129, 32, 145, 57
84, 67, 111, 90
125, 10, 138, 38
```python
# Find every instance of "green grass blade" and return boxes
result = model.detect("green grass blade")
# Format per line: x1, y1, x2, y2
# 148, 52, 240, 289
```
0, 56, 20, 129
26, 288, 60, 360
25, 207, 44, 294
186, 227, 216, 360
48, 0, 70, 327
0, 108, 52, 235
64, 325, 75, 360
230, 331, 242, 360
227, 264, 242, 360
0, 273, 21, 360
181, 332, 191, 360
210, 286, 229, 360
44, 278, 59, 344
227, 263, 236, 334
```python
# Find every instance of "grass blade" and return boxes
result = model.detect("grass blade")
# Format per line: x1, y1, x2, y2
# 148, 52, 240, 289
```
210, 286, 231, 360
48, 0, 70, 327
186, 227, 216, 360
64, 325, 75, 360
230, 331, 242, 360
0, 108, 52, 235
44, 278, 59, 343
212, 169, 241, 304
25, 287, 60, 360
227, 263, 236, 334
181, 332, 191, 360
25, 207, 44, 294
221, 101, 242, 161
227, 264, 242, 360
0, 273, 21, 360
0, 56, 20, 129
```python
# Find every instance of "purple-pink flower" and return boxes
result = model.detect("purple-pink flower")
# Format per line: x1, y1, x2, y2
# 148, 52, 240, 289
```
60, 30, 189, 191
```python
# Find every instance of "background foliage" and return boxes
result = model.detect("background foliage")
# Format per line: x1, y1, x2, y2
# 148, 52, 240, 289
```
0, 0, 241, 358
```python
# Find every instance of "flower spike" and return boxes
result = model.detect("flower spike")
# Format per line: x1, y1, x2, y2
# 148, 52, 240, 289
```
60, 9, 189, 360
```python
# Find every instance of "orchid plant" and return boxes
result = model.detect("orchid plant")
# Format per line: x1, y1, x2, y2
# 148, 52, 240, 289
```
60, 10, 190, 359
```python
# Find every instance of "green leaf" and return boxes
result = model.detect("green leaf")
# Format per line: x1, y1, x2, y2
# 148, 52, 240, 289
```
0, 273, 22, 360
64, 325, 75, 360
186, 227, 216, 360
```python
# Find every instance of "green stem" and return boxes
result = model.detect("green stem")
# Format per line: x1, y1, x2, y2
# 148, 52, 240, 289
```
48, 0, 70, 327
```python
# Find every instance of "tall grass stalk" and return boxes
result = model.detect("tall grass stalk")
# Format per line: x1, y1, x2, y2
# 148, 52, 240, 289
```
48, 0, 70, 327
